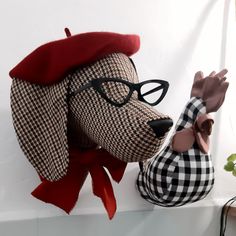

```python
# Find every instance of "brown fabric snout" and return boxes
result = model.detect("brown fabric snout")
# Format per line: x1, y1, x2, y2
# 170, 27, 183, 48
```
68, 53, 172, 162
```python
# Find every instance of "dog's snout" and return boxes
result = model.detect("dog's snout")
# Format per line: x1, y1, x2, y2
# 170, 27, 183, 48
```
148, 119, 173, 138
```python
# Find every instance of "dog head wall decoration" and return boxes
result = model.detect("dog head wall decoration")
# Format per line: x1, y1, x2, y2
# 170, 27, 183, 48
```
9, 29, 173, 219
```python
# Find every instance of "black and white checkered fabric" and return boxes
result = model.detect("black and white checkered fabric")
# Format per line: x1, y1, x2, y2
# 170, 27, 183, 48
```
136, 97, 215, 206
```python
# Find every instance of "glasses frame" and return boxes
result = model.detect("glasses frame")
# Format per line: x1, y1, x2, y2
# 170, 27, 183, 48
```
70, 77, 169, 107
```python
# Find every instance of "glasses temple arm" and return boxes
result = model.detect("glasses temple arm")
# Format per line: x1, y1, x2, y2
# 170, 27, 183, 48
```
69, 82, 92, 97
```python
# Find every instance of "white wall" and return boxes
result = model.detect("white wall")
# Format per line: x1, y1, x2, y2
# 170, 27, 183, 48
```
212, 0, 236, 199
0, 0, 225, 113
0, 0, 235, 220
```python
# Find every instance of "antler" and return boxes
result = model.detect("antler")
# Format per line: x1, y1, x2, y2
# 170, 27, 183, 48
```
190, 69, 229, 113
172, 69, 229, 153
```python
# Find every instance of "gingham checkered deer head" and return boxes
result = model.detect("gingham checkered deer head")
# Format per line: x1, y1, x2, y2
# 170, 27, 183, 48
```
137, 70, 229, 206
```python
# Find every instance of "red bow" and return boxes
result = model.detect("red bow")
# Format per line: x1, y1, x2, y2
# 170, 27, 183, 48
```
31, 148, 127, 219
171, 114, 214, 154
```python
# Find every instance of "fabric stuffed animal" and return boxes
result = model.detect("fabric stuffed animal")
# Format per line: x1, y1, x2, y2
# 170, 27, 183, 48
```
9, 29, 173, 219
136, 70, 229, 206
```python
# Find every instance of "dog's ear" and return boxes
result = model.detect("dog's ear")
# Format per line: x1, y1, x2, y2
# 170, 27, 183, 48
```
11, 77, 70, 181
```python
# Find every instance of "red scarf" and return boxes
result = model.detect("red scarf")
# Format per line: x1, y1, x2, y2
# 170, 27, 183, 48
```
32, 148, 127, 219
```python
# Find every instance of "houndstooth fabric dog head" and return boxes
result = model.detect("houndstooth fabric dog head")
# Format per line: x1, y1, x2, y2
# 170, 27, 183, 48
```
136, 97, 215, 206
11, 53, 172, 181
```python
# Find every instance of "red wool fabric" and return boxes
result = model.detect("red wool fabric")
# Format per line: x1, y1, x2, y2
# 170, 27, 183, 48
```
31, 148, 127, 220
9, 31, 140, 85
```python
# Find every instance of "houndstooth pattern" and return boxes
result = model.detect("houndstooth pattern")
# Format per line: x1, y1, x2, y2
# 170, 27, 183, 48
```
11, 78, 70, 181
10, 53, 172, 181
69, 53, 171, 162
136, 97, 215, 206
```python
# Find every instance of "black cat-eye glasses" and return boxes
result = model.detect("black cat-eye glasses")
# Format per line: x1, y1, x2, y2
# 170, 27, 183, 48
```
70, 77, 169, 107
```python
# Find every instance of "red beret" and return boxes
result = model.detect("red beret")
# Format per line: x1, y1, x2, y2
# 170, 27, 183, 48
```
9, 30, 140, 85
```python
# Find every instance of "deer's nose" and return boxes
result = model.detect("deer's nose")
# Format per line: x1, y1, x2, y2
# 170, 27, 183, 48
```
148, 119, 173, 138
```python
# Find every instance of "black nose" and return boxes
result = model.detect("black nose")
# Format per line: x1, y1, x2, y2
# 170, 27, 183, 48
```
148, 119, 173, 138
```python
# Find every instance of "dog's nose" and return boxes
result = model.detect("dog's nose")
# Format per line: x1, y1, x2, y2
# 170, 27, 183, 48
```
148, 119, 173, 138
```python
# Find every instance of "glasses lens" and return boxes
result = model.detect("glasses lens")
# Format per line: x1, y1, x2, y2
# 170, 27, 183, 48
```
140, 82, 164, 104
100, 81, 130, 104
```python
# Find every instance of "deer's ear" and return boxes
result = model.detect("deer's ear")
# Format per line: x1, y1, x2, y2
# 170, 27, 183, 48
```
171, 128, 195, 153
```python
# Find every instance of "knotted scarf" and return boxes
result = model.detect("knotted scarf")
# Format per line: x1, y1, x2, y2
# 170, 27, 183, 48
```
32, 148, 127, 219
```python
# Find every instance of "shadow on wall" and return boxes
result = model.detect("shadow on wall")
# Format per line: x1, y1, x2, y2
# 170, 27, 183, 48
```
163, 0, 218, 82
0, 110, 38, 188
